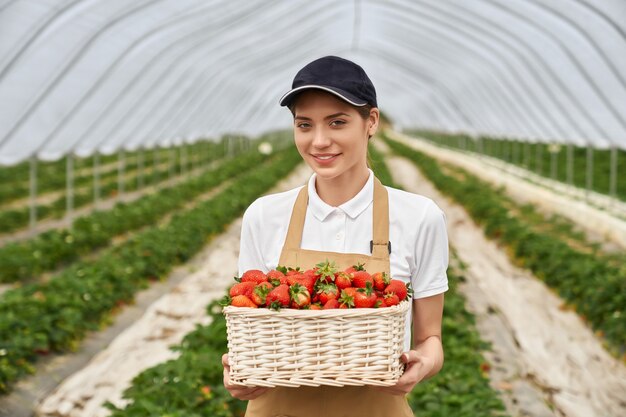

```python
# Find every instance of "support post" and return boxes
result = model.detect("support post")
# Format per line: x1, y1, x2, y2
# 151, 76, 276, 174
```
66, 153, 74, 220
94, 153, 100, 208
566, 144, 573, 185
609, 146, 617, 199
29, 155, 37, 231
118, 149, 125, 199
586, 145, 593, 197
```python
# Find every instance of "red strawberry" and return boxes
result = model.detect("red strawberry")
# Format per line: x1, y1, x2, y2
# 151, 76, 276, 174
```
316, 282, 339, 305
294, 274, 317, 295
372, 272, 391, 291
352, 270, 373, 288
384, 280, 409, 301
338, 288, 355, 308
229, 281, 256, 298
344, 262, 365, 275
285, 267, 302, 276
383, 293, 400, 307
267, 269, 288, 286
231, 295, 257, 308
241, 269, 268, 284
323, 298, 340, 309
335, 271, 352, 290
250, 283, 272, 306
267, 284, 290, 310
309, 303, 323, 310
303, 268, 317, 278
354, 282, 377, 308
289, 283, 311, 309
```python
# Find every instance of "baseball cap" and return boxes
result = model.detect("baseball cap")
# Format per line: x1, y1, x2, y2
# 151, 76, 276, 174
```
279, 55, 377, 108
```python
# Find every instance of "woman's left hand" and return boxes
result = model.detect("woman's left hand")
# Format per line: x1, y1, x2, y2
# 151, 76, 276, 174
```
370, 350, 435, 396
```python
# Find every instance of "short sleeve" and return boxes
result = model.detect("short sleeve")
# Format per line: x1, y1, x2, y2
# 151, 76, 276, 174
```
237, 199, 267, 276
411, 200, 449, 299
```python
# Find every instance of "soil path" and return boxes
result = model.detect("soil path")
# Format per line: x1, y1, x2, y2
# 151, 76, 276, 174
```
375, 139, 626, 417
31, 163, 312, 417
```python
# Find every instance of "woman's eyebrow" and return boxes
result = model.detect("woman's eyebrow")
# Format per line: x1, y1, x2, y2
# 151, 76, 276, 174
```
294, 112, 351, 121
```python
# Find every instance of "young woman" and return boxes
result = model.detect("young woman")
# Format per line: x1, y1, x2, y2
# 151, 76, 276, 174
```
222, 55, 449, 417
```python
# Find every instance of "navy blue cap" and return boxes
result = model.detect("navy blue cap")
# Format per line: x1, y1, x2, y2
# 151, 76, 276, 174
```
279, 56, 377, 108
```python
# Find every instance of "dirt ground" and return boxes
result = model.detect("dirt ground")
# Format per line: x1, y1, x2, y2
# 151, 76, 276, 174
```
33, 163, 313, 417
374, 138, 626, 417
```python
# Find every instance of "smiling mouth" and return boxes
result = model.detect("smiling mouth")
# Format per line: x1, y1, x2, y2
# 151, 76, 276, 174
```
312, 154, 340, 160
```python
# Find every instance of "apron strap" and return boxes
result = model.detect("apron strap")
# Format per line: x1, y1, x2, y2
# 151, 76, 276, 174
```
280, 175, 390, 260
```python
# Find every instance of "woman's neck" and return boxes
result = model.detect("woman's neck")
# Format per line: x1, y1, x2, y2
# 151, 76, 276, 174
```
314, 165, 370, 207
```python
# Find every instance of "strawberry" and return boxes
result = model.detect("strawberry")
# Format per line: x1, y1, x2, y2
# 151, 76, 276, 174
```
384, 280, 409, 301
309, 303, 323, 310
338, 288, 355, 308
334, 271, 352, 290
315, 259, 338, 283
303, 268, 318, 278
241, 269, 268, 284
231, 295, 257, 308
316, 282, 339, 305
289, 283, 311, 309
229, 281, 256, 298
267, 269, 288, 286
250, 283, 271, 306
352, 270, 373, 288
267, 284, 290, 310
294, 274, 317, 295
344, 262, 365, 275
323, 298, 339, 309
372, 272, 391, 291
354, 282, 377, 308
383, 293, 400, 307
285, 267, 302, 276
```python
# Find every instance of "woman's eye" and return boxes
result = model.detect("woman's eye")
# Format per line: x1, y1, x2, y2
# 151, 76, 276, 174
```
330, 120, 346, 126
296, 123, 311, 128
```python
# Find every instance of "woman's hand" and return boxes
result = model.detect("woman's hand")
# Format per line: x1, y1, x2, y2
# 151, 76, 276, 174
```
222, 353, 270, 400
370, 350, 435, 396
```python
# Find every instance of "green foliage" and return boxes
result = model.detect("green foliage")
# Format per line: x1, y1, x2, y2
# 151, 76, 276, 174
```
0, 150, 264, 283
384, 133, 626, 357
408, 129, 626, 203
0, 146, 302, 394
0, 141, 226, 233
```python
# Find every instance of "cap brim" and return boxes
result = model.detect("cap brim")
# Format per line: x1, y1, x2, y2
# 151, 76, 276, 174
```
279, 85, 368, 107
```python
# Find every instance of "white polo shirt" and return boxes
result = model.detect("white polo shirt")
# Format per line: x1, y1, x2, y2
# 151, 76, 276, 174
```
238, 168, 449, 352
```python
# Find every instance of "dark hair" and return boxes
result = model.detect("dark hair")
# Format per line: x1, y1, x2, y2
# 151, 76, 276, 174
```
288, 94, 376, 168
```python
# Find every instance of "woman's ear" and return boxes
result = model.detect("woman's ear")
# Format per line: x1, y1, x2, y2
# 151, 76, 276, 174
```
368, 108, 380, 136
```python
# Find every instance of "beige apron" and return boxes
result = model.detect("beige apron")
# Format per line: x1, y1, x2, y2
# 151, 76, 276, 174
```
244, 176, 414, 417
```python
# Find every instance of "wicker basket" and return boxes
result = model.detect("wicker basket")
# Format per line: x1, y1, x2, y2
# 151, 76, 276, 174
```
223, 300, 410, 387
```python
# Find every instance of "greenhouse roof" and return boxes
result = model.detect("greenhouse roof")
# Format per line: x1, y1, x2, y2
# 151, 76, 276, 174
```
0, 0, 625, 165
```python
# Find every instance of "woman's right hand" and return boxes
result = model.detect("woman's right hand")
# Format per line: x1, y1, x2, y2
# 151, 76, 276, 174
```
222, 353, 270, 400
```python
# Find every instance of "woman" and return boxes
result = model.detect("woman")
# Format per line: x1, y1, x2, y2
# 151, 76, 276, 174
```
222, 55, 449, 417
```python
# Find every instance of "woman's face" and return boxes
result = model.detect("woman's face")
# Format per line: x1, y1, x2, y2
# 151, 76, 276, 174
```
292, 90, 378, 182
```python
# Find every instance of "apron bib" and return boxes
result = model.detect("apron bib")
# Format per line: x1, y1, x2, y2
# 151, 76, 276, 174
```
244, 176, 414, 417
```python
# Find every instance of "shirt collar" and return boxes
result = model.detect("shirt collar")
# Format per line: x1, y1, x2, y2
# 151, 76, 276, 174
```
307, 168, 374, 221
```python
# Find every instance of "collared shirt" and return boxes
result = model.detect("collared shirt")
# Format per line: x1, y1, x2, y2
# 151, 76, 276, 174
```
238, 168, 449, 352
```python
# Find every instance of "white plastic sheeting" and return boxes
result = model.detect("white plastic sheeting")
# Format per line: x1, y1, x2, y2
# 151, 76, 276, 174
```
0, 0, 624, 166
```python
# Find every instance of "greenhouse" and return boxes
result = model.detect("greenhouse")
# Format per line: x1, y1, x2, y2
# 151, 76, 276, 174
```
0, 1, 624, 416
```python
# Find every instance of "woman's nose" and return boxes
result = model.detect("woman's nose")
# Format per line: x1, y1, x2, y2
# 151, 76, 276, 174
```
311, 127, 332, 148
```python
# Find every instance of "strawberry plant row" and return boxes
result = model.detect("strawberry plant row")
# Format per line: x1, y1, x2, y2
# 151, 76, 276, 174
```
408, 129, 626, 202
0, 146, 302, 394
103, 261, 507, 417
0, 141, 228, 234
384, 134, 626, 357
0, 140, 225, 205
0, 150, 265, 283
